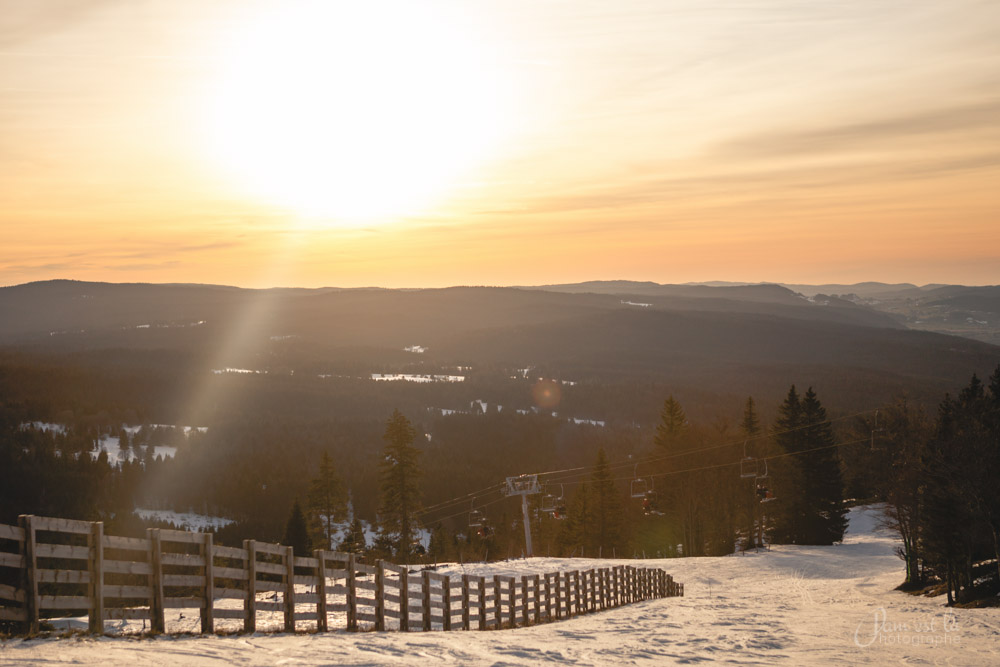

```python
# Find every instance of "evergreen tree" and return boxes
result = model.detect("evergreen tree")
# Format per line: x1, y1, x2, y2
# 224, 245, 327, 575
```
590, 448, 623, 555
282, 498, 312, 556
740, 396, 764, 549
770, 386, 846, 544
655, 396, 688, 451
377, 409, 422, 562
339, 516, 368, 554
306, 451, 347, 550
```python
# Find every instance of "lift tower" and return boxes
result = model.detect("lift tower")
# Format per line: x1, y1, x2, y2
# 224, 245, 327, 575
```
504, 474, 541, 557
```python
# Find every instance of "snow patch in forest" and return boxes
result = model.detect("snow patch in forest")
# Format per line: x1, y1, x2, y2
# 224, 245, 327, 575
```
371, 373, 465, 383
134, 508, 234, 531
212, 367, 267, 375
621, 300, 651, 307
571, 418, 606, 427
404, 345, 427, 353
19, 422, 67, 434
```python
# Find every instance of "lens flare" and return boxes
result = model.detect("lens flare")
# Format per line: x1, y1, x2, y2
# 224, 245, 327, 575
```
532, 379, 562, 410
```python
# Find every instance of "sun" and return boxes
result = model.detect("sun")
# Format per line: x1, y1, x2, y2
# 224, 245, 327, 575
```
203, 1, 515, 225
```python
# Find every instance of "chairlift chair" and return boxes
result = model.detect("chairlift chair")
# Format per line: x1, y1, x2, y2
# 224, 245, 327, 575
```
468, 509, 483, 529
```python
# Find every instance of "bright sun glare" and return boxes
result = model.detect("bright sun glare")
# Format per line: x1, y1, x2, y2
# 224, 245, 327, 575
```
204, 1, 515, 225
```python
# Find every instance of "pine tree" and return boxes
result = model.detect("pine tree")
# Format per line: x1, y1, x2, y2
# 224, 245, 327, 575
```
798, 387, 847, 544
740, 396, 764, 549
590, 448, 623, 555
377, 409, 422, 562
306, 451, 347, 550
770, 386, 846, 544
282, 498, 312, 556
339, 516, 368, 554
655, 396, 688, 451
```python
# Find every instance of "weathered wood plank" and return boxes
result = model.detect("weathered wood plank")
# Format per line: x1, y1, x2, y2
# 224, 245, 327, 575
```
212, 545, 246, 560
162, 574, 206, 588
213, 566, 247, 581
356, 611, 377, 623
254, 600, 283, 612
0, 523, 24, 542
103, 585, 152, 599
244, 539, 257, 633
36, 569, 90, 584
295, 611, 318, 621
356, 579, 376, 592
253, 581, 286, 593
0, 583, 25, 603
345, 552, 356, 632
254, 542, 285, 556
35, 543, 89, 560
148, 529, 165, 633
32, 516, 92, 535
102, 535, 148, 551
157, 528, 203, 545
381, 562, 405, 575
283, 546, 295, 632
201, 532, 214, 634
89, 522, 104, 635
315, 550, 328, 633
292, 575, 317, 587
21, 515, 39, 633
0, 607, 27, 622
160, 552, 205, 567
294, 555, 318, 569
254, 561, 285, 576
213, 609, 245, 620
0, 551, 25, 569
104, 559, 152, 576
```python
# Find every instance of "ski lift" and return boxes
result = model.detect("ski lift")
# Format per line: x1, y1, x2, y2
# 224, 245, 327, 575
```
476, 523, 494, 538
740, 440, 758, 479
551, 484, 568, 519
630, 464, 649, 499
468, 509, 484, 529
540, 492, 557, 514
642, 488, 663, 516
870, 409, 885, 451
756, 482, 775, 503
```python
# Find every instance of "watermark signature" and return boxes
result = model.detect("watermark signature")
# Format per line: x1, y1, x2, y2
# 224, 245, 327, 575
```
854, 607, 960, 647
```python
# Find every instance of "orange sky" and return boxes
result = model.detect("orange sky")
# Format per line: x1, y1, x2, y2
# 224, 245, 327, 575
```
2, 0, 999, 288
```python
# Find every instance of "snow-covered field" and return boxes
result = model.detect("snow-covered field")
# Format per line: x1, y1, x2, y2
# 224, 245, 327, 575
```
3, 506, 998, 665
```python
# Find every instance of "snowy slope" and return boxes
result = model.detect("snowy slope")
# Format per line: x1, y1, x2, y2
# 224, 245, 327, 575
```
2, 506, 999, 665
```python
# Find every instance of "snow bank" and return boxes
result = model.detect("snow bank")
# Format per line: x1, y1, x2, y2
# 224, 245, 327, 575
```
4, 506, 998, 665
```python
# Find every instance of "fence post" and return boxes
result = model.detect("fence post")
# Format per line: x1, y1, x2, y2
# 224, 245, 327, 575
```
283, 546, 295, 632
201, 533, 214, 634
575, 571, 582, 615
555, 573, 562, 619
493, 575, 502, 628
375, 560, 385, 631
421, 571, 431, 632
19, 516, 38, 634
442, 575, 452, 631
521, 575, 529, 626
477, 576, 486, 631
346, 553, 357, 631
315, 550, 328, 632
243, 540, 257, 633
400, 567, 409, 632
461, 574, 470, 630
533, 574, 541, 622
88, 521, 104, 635
148, 528, 165, 634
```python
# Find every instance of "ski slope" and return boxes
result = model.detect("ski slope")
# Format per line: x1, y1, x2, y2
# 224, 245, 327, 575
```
2, 506, 998, 665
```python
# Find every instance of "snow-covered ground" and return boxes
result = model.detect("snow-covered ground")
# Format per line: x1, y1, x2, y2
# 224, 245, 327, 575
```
3, 506, 999, 665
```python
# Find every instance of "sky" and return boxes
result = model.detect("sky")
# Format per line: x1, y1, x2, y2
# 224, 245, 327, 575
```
2, 0, 999, 288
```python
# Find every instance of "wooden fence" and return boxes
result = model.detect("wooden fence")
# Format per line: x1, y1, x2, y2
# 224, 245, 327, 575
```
0, 515, 682, 635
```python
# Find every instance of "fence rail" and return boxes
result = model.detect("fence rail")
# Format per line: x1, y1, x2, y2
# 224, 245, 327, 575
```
0, 514, 682, 635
